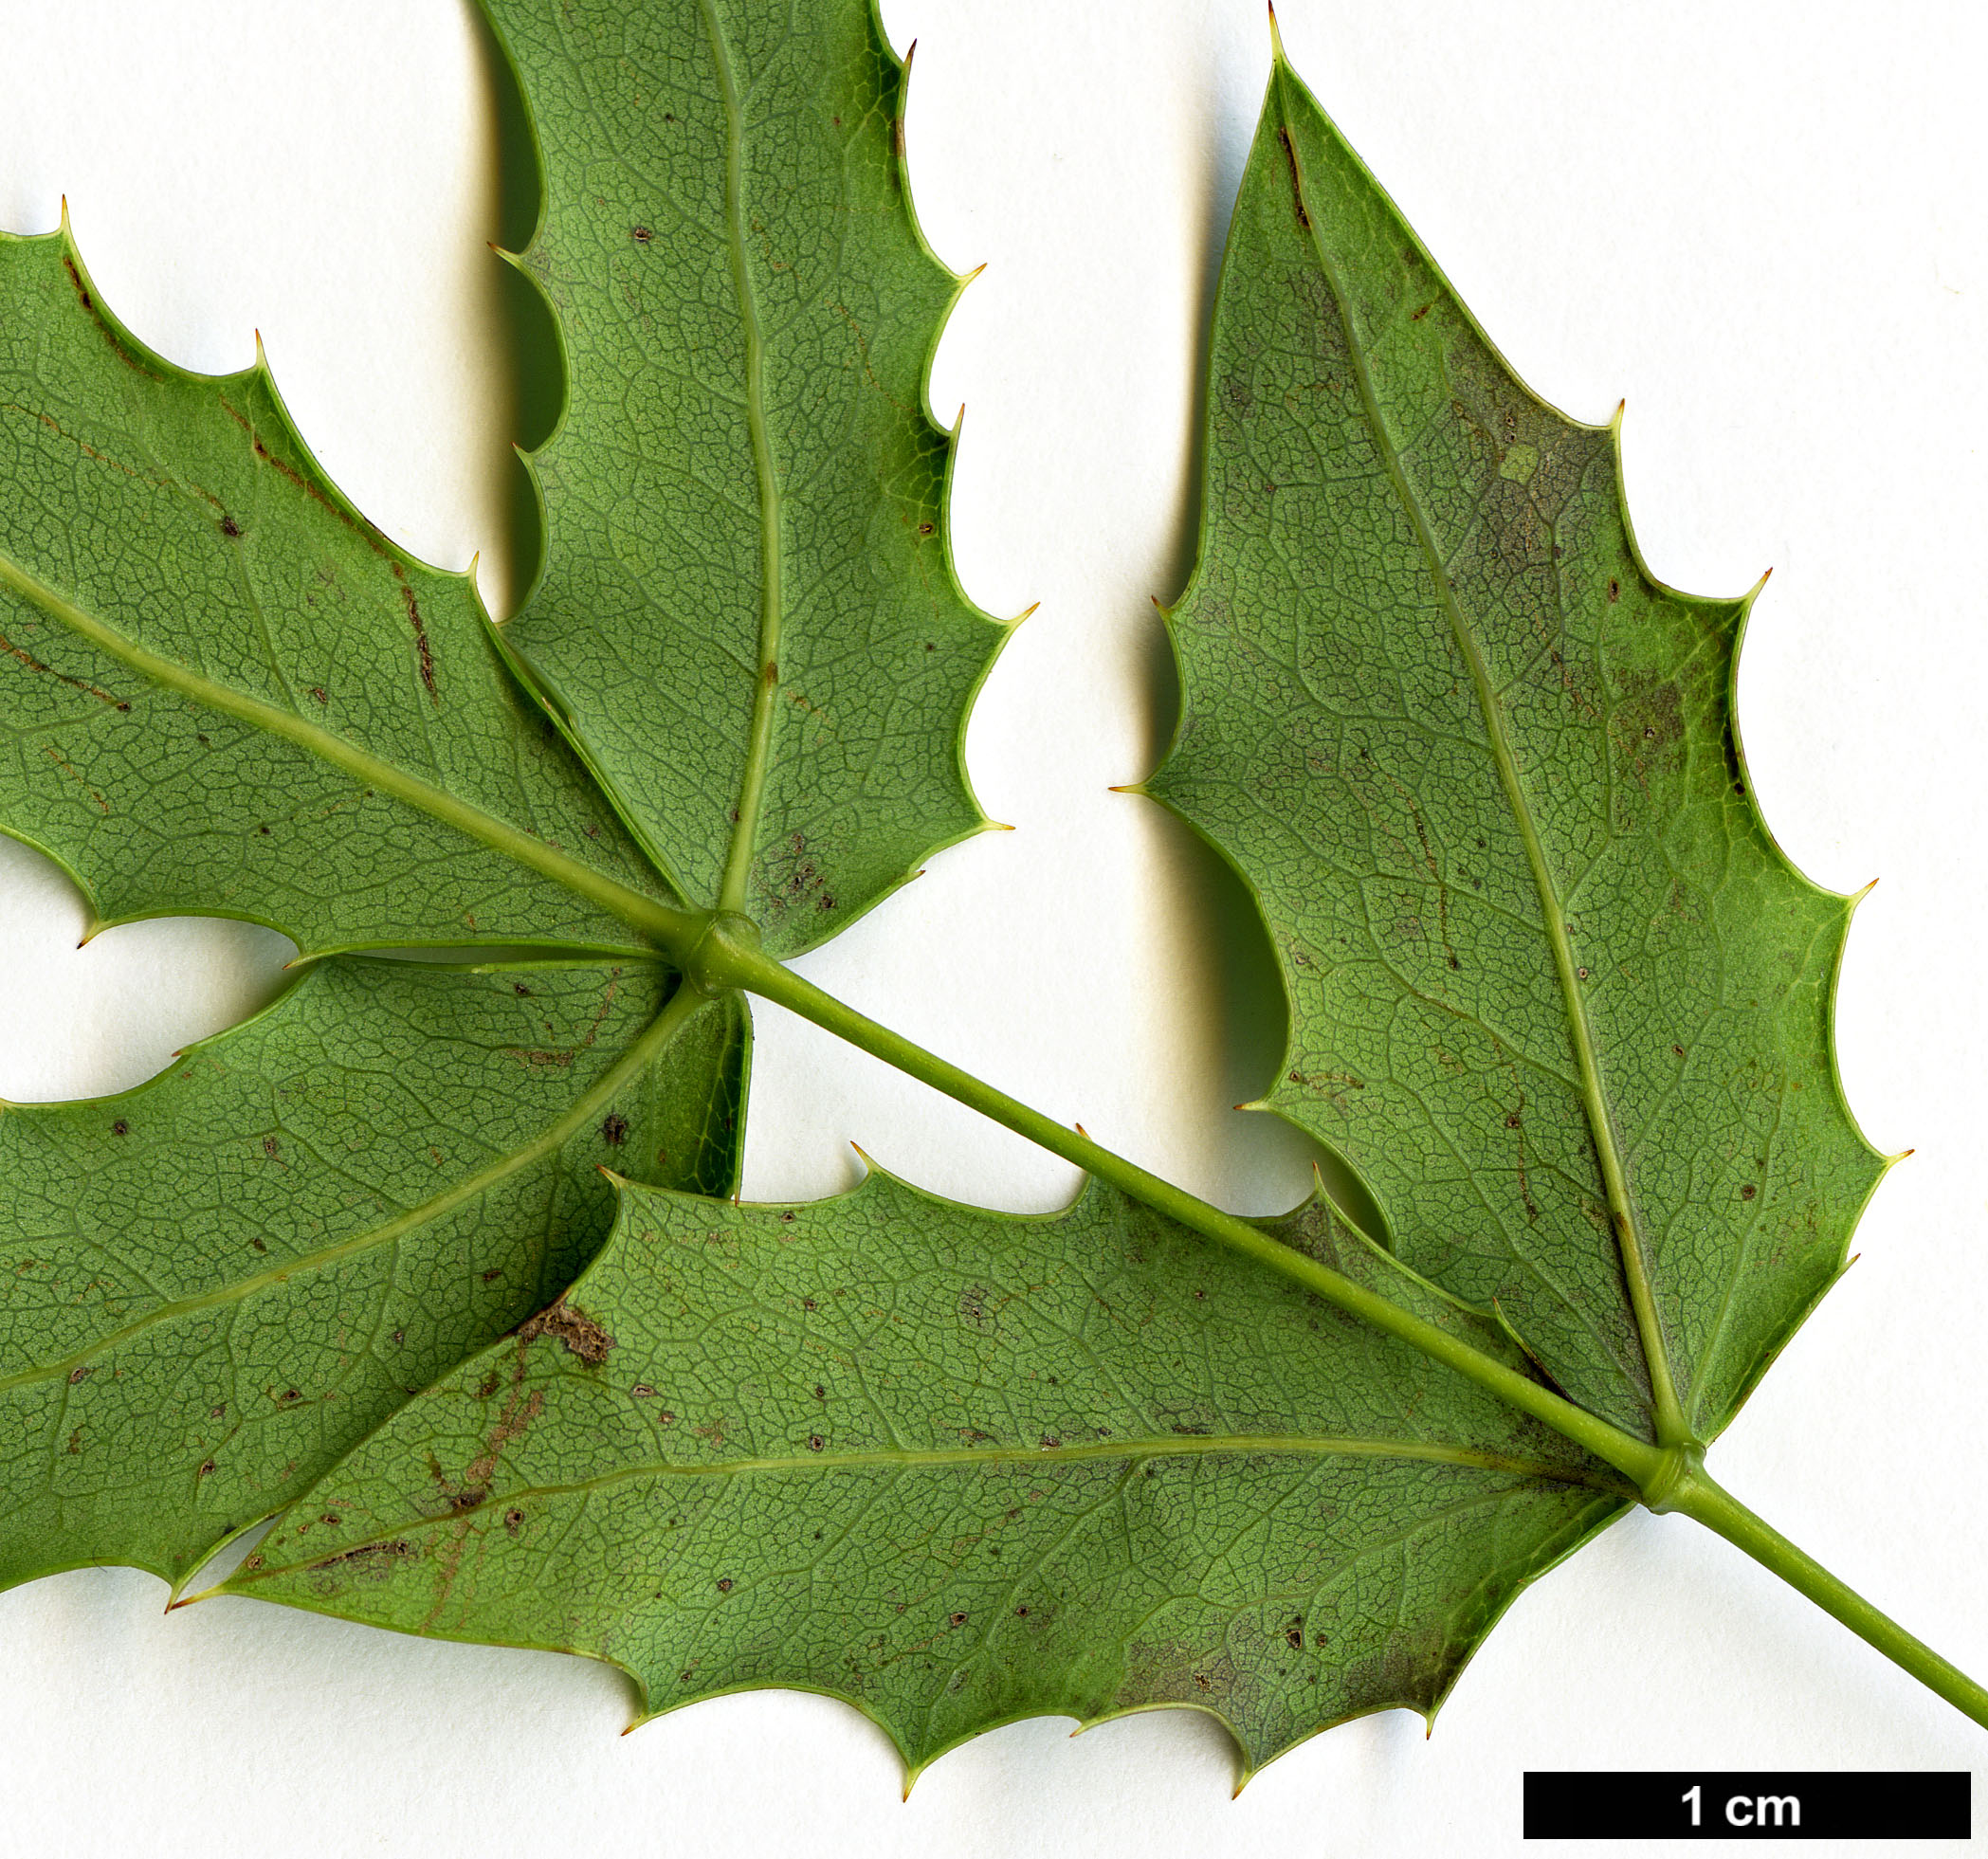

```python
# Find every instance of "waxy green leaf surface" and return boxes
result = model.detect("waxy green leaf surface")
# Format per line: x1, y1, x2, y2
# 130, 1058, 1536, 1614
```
1149, 55, 1886, 1442
232, 1175, 1628, 1773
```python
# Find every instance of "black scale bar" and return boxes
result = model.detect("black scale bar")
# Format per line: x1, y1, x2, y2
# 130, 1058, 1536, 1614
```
1523, 1772, 1970, 1840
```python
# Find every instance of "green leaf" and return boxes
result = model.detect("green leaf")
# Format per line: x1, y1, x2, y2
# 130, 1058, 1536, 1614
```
0, 215, 756, 1587
0, 0, 1002, 1589
0, 228, 676, 959
485, 0, 1009, 952
228, 1172, 1628, 1776
1145, 49, 1888, 1444
0, 962, 745, 1590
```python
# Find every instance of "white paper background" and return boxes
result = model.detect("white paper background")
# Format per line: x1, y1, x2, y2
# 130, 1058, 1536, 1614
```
0, 2, 1984, 1851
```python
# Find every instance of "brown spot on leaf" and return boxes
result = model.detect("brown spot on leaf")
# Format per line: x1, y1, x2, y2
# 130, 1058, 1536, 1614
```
517, 1296, 616, 1366
600, 1112, 629, 1147
0, 631, 129, 710
308, 1539, 416, 1580
398, 580, 438, 702
1276, 125, 1310, 228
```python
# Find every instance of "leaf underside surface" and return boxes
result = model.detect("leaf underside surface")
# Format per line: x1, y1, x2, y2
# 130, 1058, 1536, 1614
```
0, 217, 757, 1587
232, 1174, 1628, 1775
487, 0, 1007, 951
0, 963, 742, 1588
1148, 56, 1887, 1443
226, 11, 1884, 1771
0, 0, 1894, 1775
0, 0, 1008, 1593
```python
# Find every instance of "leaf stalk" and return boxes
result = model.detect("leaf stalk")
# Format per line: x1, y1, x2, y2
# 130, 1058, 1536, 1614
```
1661, 1465, 1988, 1731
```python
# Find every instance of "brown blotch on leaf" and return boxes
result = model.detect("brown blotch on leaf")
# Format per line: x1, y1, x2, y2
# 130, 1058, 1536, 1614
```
600, 1112, 629, 1146
1276, 125, 1310, 228
516, 1295, 616, 1366
309, 1539, 415, 1579
717, 1577, 733, 1593
110, 1121, 128, 1137
1741, 1183, 1758, 1201
221, 516, 241, 538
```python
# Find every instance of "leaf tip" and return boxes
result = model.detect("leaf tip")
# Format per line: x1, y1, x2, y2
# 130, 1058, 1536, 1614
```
1008, 601, 1040, 631
1267, 0, 1286, 62
1107, 781, 1148, 797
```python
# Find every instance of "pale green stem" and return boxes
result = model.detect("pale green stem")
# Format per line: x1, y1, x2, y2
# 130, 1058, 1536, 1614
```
1662, 1463, 1988, 1731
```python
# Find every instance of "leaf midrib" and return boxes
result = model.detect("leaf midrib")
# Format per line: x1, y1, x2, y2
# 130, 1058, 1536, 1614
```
1272, 63, 1685, 1446
0, 982, 710, 1394
245, 1431, 1624, 1578
701, 0, 784, 918
0, 550, 702, 957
